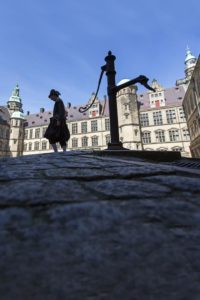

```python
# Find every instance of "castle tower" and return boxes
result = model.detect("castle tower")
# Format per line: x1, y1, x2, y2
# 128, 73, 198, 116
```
8, 85, 25, 157
117, 79, 142, 150
176, 47, 197, 88
7, 84, 23, 115
184, 46, 197, 80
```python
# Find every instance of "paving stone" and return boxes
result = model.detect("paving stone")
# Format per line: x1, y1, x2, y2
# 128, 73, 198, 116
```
44, 167, 115, 180
84, 179, 171, 199
0, 179, 99, 205
144, 175, 200, 193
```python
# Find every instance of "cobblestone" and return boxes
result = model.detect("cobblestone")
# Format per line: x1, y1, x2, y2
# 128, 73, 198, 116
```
0, 151, 200, 300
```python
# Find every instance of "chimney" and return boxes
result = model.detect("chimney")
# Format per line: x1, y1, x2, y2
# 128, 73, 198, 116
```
40, 108, 45, 113
27, 111, 30, 115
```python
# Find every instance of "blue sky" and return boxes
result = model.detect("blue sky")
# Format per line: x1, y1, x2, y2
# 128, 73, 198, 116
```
0, 0, 199, 114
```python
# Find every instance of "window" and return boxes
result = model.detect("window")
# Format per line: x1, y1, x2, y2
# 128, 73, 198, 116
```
91, 120, 98, 132
124, 103, 129, 110
142, 132, 151, 144
179, 108, 186, 122
42, 141, 47, 150
172, 146, 182, 152
81, 136, 88, 147
155, 100, 160, 108
72, 138, 78, 148
105, 119, 110, 131
42, 127, 47, 137
91, 136, 98, 146
153, 111, 163, 125
34, 141, 40, 150
125, 113, 129, 119
81, 122, 87, 134
35, 128, 40, 138
72, 123, 78, 134
28, 143, 32, 151
29, 129, 33, 139
105, 135, 110, 145
169, 129, 179, 142
182, 128, 190, 141
166, 109, 176, 124
155, 130, 165, 142
24, 144, 27, 151
24, 130, 28, 139
140, 113, 149, 126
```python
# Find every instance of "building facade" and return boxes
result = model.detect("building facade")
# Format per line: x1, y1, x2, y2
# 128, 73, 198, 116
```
22, 79, 191, 157
183, 55, 200, 157
0, 106, 10, 157
139, 80, 190, 156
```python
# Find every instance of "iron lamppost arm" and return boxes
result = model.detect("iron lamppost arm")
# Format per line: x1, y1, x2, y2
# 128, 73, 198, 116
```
114, 75, 156, 93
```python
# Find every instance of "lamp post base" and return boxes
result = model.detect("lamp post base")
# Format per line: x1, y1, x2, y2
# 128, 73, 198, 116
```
106, 142, 128, 150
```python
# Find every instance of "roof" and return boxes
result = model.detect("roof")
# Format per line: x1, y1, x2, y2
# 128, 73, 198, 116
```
138, 85, 185, 111
24, 99, 109, 128
11, 111, 25, 119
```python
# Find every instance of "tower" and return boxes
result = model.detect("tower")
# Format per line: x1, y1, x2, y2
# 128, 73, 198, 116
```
176, 47, 197, 88
7, 85, 25, 157
184, 46, 197, 81
7, 84, 23, 115
117, 79, 142, 150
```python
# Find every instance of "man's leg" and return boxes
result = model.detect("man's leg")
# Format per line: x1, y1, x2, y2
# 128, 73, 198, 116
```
51, 143, 58, 152
60, 140, 67, 152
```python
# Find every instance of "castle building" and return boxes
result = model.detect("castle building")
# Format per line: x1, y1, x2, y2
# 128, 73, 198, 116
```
0, 85, 24, 157
182, 55, 200, 157
22, 79, 191, 157
1, 48, 197, 158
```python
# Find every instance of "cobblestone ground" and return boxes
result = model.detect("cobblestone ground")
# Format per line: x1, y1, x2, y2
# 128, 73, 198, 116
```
0, 151, 200, 300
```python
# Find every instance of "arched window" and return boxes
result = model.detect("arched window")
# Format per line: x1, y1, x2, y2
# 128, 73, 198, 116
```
172, 146, 182, 152
72, 138, 78, 148
82, 136, 88, 147
91, 136, 98, 146
34, 141, 40, 151
182, 128, 190, 141
105, 135, 111, 145
155, 130, 165, 142
169, 129, 179, 142
142, 131, 151, 144
42, 141, 47, 150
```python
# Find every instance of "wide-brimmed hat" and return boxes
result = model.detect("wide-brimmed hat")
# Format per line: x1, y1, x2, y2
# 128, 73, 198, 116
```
48, 89, 61, 98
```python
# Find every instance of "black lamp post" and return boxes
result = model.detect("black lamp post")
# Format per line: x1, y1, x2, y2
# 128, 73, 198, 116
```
102, 51, 155, 150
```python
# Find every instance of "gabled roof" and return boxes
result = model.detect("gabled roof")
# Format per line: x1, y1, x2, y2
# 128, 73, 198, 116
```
138, 85, 185, 111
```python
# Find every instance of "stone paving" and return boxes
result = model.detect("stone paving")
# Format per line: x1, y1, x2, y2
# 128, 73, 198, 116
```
0, 151, 200, 300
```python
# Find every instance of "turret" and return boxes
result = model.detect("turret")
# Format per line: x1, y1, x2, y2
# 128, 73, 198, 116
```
8, 85, 25, 157
116, 79, 142, 150
185, 46, 197, 80
7, 84, 23, 115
